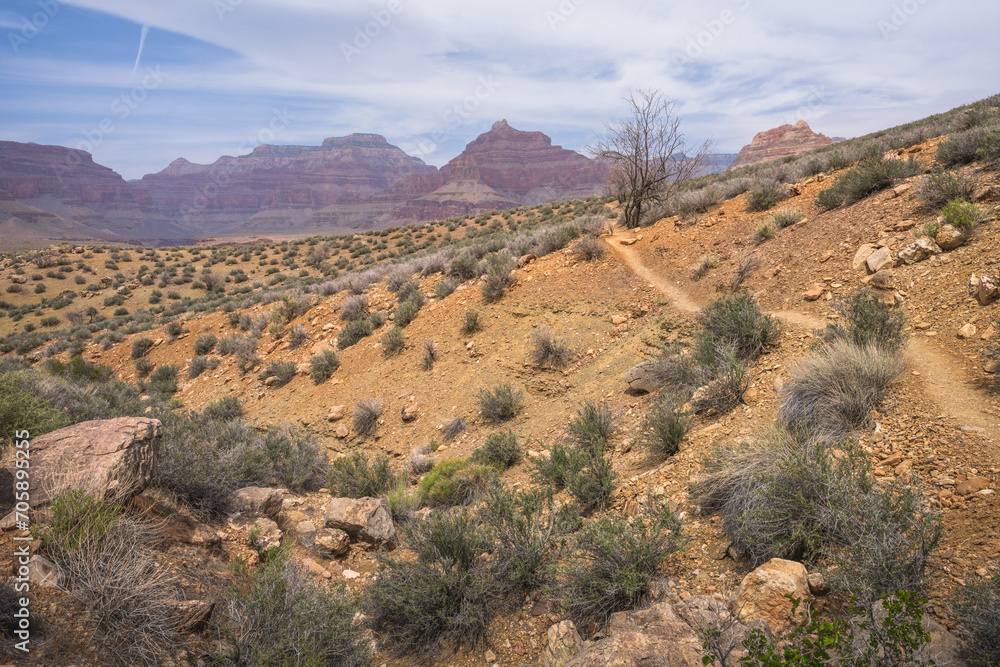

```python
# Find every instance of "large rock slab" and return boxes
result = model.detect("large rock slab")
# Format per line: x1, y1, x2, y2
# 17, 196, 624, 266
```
228, 486, 283, 519
565, 602, 702, 667
324, 497, 396, 548
624, 361, 662, 394
734, 558, 810, 634
898, 238, 942, 265
543, 620, 584, 667
0, 417, 161, 512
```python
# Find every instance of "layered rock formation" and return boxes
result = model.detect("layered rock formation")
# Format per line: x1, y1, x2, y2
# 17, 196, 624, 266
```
728, 120, 834, 170
0, 141, 178, 242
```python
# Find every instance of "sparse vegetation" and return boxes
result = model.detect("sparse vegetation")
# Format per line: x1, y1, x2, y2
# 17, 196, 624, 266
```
529, 325, 572, 368
771, 208, 805, 228
309, 349, 339, 383
640, 392, 690, 458
353, 397, 384, 437
481, 251, 517, 302
381, 326, 405, 356
470, 430, 521, 469
692, 254, 718, 279
697, 292, 781, 362
753, 220, 777, 242
815, 154, 921, 209
916, 168, 978, 209
821, 288, 908, 352
460, 309, 480, 334
421, 339, 437, 370
745, 180, 785, 212
442, 417, 467, 441
338, 318, 373, 348
193, 333, 217, 355
941, 197, 984, 233
952, 568, 1000, 666
477, 383, 523, 422
131, 336, 154, 359
572, 236, 605, 261
327, 452, 398, 498
258, 360, 296, 387
417, 457, 495, 506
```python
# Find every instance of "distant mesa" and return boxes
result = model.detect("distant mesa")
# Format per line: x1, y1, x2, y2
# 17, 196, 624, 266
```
728, 120, 834, 170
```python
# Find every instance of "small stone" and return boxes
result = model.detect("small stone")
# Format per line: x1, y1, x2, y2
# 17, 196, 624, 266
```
401, 405, 419, 422
335, 424, 349, 438
892, 184, 912, 198
343, 569, 360, 579
485, 649, 497, 662
803, 283, 825, 301
612, 315, 628, 324
327, 405, 347, 421
619, 237, 639, 246
957, 323, 978, 339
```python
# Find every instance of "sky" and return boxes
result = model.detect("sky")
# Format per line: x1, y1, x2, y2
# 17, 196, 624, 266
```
1, 0, 998, 180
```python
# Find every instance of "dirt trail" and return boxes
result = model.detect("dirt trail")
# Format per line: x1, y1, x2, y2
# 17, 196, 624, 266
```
605, 234, 1000, 449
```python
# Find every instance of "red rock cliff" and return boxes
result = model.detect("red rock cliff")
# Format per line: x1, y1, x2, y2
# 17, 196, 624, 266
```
728, 120, 833, 170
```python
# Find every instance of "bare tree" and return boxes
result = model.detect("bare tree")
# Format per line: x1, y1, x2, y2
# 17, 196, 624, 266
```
590, 89, 712, 229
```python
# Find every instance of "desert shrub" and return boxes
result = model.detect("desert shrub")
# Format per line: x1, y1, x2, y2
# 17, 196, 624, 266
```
202, 396, 243, 421
340, 294, 368, 321
753, 221, 777, 242
421, 339, 437, 370
353, 397, 383, 437
697, 293, 781, 361
729, 254, 760, 292
566, 400, 615, 453
952, 568, 1000, 666
477, 383, 523, 422
287, 324, 308, 349
529, 326, 572, 368
921, 215, 941, 237
222, 550, 369, 667
363, 510, 495, 654
165, 321, 183, 339
692, 343, 750, 414
258, 360, 296, 387
815, 155, 920, 208
460, 309, 480, 334
449, 253, 479, 281
481, 251, 516, 302
563, 447, 616, 510
533, 442, 574, 488
561, 499, 685, 636
470, 430, 521, 469
368, 311, 385, 328
779, 339, 904, 439
381, 326, 404, 356
771, 208, 805, 228
327, 452, 398, 498
38, 492, 181, 664
338, 318, 373, 349
937, 122, 1000, 166
941, 197, 984, 233
187, 355, 219, 379
131, 336, 154, 359
916, 168, 978, 209
648, 347, 710, 395
418, 457, 495, 506
572, 236, 605, 261
641, 392, 690, 458
386, 478, 423, 525
821, 289, 908, 352
434, 276, 459, 298
692, 254, 719, 279
193, 333, 217, 355
394, 300, 419, 327
146, 364, 178, 395
745, 180, 785, 212
134, 357, 154, 378
309, 349, 339, 383
433, 420, 463, 445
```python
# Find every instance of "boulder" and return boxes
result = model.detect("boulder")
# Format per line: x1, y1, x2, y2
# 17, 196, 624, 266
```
852, 243, 878, 270
0, 417, 161, 513
324, 497, 396, 547
327, 404, 347, 421
251, 517, 283, 550
898, 238, 942, 265
734, 558, 810, 634
865, 269, 894, 290
166, 600, 215, 633
565, 603, 702, 666
977, 274, 1000, 305
957, 476, 989, 496
624, 361, 662, 394
314, 527, 351, 558
543, 620, 584, 667
957, 323, 978, 340
935, 224, 966, 251
865, 246, 892, 273
674, 596, 772, 664
228, 486, 283, 518
803, 283, 825, 301
291, 519, 317, 547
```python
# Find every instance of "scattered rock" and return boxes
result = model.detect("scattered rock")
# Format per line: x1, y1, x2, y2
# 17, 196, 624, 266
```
252, 517, 283, 550
852, 243, 877, 270
264, 375, 280, 387
0, 417, 161, 512
972, 185, 996, 202
865, 246, 892, 273
612, 315, 628, 325
624, 361, 662, 394
543, 620, 583, 667
228, 486, 283, 519
898, 238, 942, 265
957, 477, 990, 496
335, 424, 350, 439
891, 184, 912, 198
734, 558, 810, 634
803, 283, 825, 301
324, 497, 396, 548
865, 269, 894, 290
28, 555, 63, 588
291, 519, 317, 546
567, 602, 702, 667
957, 323, 978, 340
619, 238, 639, 246
401, 405, 419, 422
166, 600, 215, 633
935, 224, 966, 251
314, 527, 351, 558
807, 572, 831, 596
893, 219, 916, 231
976, 274, 1000, 305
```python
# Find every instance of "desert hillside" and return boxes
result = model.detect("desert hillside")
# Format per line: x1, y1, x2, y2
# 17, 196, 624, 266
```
1, 97, 1000, 666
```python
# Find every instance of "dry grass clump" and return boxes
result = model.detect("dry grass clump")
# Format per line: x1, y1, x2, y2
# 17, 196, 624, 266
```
421, 339, 437, 370
529, 326, 572, 368
353, 397, 384, 437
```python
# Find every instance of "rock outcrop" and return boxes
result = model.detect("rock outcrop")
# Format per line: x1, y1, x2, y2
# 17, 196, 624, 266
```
734, 558, 810, 633
0, 417, 161, 513
324, 496, 396, 548
729, 120, 834, 170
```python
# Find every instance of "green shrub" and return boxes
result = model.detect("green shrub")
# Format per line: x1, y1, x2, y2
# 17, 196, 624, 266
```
353, 397, 383, 437
460, 309, 480, 335
327, 452, 398, 498
449, 253, 479, 280
187, 355, 219, 379
572, 236, 605, 261
363, 510, 495, 654
641, 393, 690, 458
771, 208, 805, 228
563, 447, 616, 509
745, 181, 784, 212
779, 339, 904, 439
381, 326, 404, 356
309, 349, 339, 383
566, 400, 615, 453
916, 169, 978, 209
258, 360, 296, 387
821, 289, 908, 352
753, 221, 777, 242
470, 430, 521, 469
529, 326, 572, 368
937, 122, 1000, 166
532, 442, 574, 488
131, 336, 154, 359
338, 318, 372, 349
941, 197, 984, 233
223, 550, 369, 667
36, 490, 120, 552
481, 251, 516, 302
202, 396, 243, 421
697, 293, 781, 362
477, 383, 523, 422
434, 277, 459, 299
33, 282, 46, 294
561, 499, 684, 636
418, 457, 495, 505
815, 155, 920, 209
146, 364, 178, 395
340, 294, 368, 321
952, 568, 1000, 666
165, 321, 182, 339
394, 300, 419, 327
193, 333, 217, 355
134, 357, 154, 378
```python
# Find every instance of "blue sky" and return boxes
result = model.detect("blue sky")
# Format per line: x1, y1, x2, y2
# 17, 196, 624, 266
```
1, 0, 997, 180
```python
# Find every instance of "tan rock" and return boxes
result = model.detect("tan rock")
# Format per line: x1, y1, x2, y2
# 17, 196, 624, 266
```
734, 558, 810, 634
957, 323, 978, 340
335, 424, 349, 438
401, 405, 419, 422
978, 274, 1000, 305
228, 486, 283, 518
803, 283, 825, 301
543, 620, 583, 667
935, 224, 966, 251
957, 476, 989, 496
324, 497, 396, 547
612, 315, 628, 324
865, 269, 894, 290
892, 184, 912, 198
314, 527, 351, 558
624, 361, 662, 394
327, 404, 347, 421
619, 237, 639, 246
852, 243, 877, 270
898, 238, 942, 265
865, 246, 892, 273
166, 600, 214, 633
893, 219, 916, 231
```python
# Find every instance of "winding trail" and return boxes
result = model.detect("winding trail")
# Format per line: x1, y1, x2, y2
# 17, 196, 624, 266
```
605, 233, 999, 449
